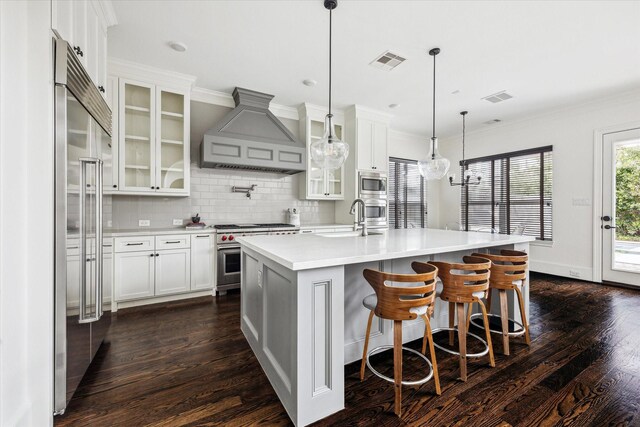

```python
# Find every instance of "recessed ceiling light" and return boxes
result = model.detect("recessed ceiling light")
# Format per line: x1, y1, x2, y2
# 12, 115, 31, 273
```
302, 79, 317, 87
388, 103, 400, 109
168, 41, 187, 52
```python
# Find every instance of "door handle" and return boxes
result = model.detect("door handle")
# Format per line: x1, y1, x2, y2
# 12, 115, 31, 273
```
603, 225, 616, 230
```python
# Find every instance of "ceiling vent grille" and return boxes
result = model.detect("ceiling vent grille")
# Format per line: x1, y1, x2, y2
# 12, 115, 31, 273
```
483, 119, 502, 125
482, 91, 513, 103
370, 51, 407, 71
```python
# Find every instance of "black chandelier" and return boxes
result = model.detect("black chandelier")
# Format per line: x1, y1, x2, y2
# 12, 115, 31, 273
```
449, 111, 481, 187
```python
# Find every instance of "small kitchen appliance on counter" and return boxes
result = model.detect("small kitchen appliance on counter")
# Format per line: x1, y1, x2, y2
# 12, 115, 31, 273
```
214, 223, 299, 292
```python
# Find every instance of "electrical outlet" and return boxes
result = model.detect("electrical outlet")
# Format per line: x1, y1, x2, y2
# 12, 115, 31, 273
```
173, 219, 183, 226
107, 220, 112, 227
139, 220, 150, 227
569, 270, 580, 278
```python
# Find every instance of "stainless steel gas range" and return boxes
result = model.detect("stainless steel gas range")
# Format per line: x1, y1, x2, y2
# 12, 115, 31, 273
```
214, 223, 299, 292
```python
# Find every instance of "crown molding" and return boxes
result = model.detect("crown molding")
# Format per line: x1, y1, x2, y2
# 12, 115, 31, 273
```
345, 104, 393, 123
108, 58, 197, 90
297, 102, 345, 122
94, 0, 118, 27
191, 86, 299, 121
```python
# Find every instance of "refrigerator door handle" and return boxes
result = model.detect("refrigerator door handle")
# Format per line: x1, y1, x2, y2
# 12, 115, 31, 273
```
78, 157, 103, 324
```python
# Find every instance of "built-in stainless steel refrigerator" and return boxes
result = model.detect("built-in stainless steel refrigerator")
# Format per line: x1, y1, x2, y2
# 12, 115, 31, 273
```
54, 38, 112, 415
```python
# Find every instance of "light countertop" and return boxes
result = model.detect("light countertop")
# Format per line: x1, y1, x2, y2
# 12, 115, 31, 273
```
67, 227, 215, 238
237, 228, 535, 271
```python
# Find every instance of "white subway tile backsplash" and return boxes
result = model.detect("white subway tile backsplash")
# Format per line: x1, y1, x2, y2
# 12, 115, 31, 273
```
111, 166, 335, 228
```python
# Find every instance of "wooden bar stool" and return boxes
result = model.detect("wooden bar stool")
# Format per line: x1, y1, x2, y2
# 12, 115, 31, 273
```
468, 250, 530, 355
419, 256, 495, 381
359, 263, 441, 417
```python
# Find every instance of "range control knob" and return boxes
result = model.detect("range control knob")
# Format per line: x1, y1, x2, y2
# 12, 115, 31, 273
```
221, 235, 227, 241
229, 235, 235, 241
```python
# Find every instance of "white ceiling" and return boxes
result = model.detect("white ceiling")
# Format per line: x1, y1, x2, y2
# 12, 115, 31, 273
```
109, 0, 640, 137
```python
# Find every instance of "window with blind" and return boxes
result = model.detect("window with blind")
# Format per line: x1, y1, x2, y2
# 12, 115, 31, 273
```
461, 146, 552, 240
389, 157, 427, 229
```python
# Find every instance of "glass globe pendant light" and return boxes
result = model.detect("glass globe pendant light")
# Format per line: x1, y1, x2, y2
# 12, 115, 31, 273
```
449, 111, 482, 187
310, 0, 349, 170
418, 47, 450, 180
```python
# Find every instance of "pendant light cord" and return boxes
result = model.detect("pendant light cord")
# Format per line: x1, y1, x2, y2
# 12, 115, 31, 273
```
329, 8, 332, 116
462, 113, 466, 163
432, 52, 436, 139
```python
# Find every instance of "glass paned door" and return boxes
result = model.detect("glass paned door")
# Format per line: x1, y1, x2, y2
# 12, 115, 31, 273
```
308, 120, 343, 198
602, 128, 640, 287
120, 80, 154, 191
156, 88, 187, 192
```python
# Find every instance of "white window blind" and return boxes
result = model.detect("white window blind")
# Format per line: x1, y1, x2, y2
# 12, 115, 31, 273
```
389, 158, 427, 229
461, 146, 552, 240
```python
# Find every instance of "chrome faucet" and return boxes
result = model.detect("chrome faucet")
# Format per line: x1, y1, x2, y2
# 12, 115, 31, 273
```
349, 198, 368, 236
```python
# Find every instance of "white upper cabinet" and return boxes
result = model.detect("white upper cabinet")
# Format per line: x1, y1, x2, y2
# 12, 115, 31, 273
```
349, 109, 390, 172
298, 103, 345, 200
109, 60, 195, 197
52, 0, 115, 100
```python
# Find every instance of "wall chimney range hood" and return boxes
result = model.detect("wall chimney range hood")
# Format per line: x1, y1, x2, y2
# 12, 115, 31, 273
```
200, 87, 306, 174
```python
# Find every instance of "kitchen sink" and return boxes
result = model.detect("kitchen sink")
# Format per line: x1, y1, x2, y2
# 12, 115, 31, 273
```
317, 230, 385, 238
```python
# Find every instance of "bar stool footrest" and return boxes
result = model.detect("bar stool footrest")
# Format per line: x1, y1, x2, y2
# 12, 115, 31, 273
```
469, 313, 526, 337
366, 345, 434, 386
431, 327, 490, 357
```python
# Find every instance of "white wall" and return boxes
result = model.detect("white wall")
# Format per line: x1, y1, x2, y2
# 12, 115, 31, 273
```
0, 1, 54, 426
436, 90, 640, 281
388, 130, 441, 228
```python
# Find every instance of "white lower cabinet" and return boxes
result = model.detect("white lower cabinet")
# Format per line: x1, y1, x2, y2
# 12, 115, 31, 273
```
114, 233, 213, 306
114, 250, 155, 301
155, 248, 191, 296
190, 234, 214, 291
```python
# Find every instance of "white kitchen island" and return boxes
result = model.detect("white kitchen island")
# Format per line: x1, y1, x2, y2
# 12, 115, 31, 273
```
237, 229, 534, 426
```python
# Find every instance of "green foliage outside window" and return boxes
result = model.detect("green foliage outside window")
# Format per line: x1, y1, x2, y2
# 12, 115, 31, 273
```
616, 144, 640, 241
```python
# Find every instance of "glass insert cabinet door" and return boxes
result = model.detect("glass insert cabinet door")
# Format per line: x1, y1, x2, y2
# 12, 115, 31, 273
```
119, 79, 155, 192
156, 88, 187, 192
308, 119, 343, 198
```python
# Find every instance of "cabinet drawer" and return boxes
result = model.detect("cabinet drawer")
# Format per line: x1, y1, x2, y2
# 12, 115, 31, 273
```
155, 234, 190, 250
115, 236, 154, 253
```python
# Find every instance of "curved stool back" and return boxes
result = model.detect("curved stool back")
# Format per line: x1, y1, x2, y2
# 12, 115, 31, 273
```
415, 256, 495, 381
470, 250, 530, 355
429, 255, 491, 303
360, 264, 440, 417
363, 265, 437, 321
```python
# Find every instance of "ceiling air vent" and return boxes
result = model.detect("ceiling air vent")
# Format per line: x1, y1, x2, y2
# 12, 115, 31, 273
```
370, 51, 407, 71
482, 91, 513, 103
483, 119, 502, 125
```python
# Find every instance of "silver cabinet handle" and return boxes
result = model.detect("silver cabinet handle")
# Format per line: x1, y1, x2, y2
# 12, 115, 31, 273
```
196, 235, 209, 238
165, 241, 181, 244
126, 242, 144, 246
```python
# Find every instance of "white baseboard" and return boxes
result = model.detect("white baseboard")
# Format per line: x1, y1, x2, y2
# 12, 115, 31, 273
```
114, 289, 214, 311
530, 260, 594, 282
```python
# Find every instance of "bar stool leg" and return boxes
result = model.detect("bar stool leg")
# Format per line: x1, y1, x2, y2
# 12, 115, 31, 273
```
465, 301, 473, 332
456, 303, 468, 381
422, 314, 441, 395
514, 285, 531, 345
486, 288, 493, 312
393, 320, 403, 417
499, 290, 510, 356
478, 300, 496, 367
360, 311, 375, 381
448, 302, 456, 346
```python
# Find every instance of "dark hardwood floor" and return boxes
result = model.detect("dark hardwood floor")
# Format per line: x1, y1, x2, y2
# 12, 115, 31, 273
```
55, 273, 640, 427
